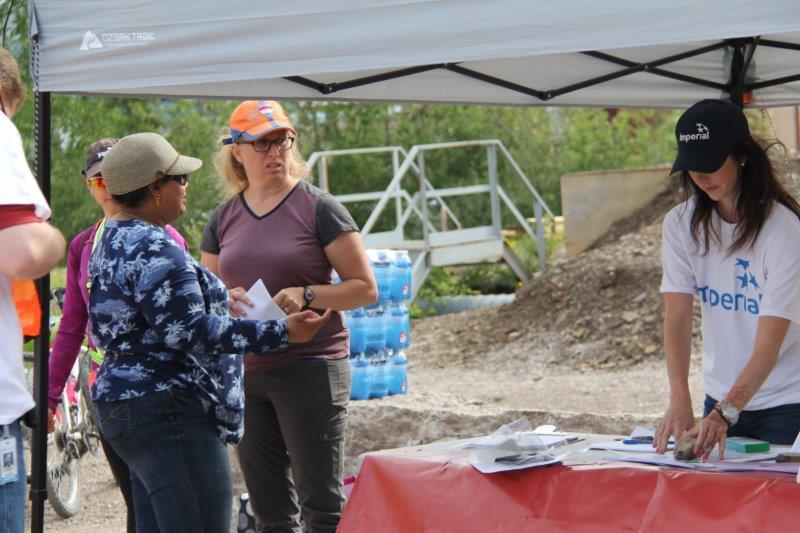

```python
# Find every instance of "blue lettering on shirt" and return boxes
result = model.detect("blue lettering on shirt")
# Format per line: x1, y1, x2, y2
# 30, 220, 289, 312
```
694, 257, 763, 316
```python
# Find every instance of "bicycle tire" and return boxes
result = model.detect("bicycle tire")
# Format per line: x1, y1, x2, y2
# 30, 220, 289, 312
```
46, 403, 81, 518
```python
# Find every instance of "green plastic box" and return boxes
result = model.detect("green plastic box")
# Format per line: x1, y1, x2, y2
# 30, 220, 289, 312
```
725, 437, 770, 453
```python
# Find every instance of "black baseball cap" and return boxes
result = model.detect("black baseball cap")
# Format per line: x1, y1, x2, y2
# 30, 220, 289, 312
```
671, 99, 750, 175
82, 138, 117, 179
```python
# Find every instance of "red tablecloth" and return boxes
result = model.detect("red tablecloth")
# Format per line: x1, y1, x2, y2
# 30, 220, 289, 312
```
339, 451, 799, 532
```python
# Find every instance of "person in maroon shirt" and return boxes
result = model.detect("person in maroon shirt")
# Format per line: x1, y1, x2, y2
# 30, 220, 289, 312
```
201, 100, 377, 533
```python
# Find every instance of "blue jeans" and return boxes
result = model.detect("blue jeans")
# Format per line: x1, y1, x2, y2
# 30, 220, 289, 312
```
703, 394, 800, 445
0, 420, 25, 533
94, 389, 232, 533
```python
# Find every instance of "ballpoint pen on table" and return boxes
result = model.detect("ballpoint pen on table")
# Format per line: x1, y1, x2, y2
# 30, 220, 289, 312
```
620, 437, 674, 445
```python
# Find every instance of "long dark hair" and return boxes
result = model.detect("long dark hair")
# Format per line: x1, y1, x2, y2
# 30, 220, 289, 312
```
680, 137, 800, 255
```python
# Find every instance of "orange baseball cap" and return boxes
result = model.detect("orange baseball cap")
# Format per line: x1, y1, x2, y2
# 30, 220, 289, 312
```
223, 100, 296, 145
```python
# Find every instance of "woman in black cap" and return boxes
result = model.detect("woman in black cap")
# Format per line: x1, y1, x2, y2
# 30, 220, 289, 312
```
654, 99, 800, 459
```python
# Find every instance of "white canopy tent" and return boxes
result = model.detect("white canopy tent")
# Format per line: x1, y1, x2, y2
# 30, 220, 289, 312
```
23, 1, 800, 532
28, 0, 800, 107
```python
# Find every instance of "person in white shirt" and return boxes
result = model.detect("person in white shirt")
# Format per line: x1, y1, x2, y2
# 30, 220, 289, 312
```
0, 46, 65, 533
653, 99, 800, 459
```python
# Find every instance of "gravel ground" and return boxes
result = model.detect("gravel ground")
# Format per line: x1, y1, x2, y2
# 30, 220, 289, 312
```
26, 183, 709, 531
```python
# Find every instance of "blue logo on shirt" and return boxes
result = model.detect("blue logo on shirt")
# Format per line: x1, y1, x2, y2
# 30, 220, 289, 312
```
695, 258, 762, 315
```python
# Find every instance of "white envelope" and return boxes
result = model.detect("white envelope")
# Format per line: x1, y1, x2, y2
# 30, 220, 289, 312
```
241, 279, 287, 321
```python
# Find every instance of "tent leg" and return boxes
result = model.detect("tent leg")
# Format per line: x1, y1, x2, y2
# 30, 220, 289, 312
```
728, 39, 745, 108
29, 91, 51, 533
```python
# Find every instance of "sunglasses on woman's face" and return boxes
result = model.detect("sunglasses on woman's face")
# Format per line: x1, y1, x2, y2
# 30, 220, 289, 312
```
86, 174, 106, 188
163, 174, 189, 186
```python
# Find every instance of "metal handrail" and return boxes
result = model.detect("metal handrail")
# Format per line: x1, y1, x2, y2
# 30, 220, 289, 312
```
306, 145, 462, 234
307, 139, 553, 276
396, 147, 463, 229
497, 143, 555, 219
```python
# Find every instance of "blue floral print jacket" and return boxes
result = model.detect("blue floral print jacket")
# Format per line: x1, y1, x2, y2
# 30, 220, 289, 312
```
88, 219, 288, 443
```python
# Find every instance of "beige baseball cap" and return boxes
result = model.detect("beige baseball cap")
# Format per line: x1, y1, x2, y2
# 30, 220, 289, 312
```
100, 132, 203, 195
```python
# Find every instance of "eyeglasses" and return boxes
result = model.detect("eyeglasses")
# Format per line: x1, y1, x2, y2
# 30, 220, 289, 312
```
239, 136, 295, 153
163, 174, 189, 186
86, 175, 106, 188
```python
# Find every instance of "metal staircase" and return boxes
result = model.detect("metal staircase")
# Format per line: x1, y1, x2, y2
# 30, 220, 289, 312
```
307, 140, 553, 298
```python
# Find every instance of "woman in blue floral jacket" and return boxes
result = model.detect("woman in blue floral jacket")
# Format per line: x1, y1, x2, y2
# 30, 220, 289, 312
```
87, 132, 329, 533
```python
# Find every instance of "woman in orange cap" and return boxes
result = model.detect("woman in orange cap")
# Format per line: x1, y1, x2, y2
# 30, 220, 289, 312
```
202, 101, 377, 533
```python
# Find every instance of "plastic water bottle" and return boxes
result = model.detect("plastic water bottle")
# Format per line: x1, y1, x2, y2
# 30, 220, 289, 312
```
371, 250, 392, 303
331, 269, 341, 285
368, 350, 389, 399
349, 353, 370, 400
387, 303, 410, 349
364, 305, 386, 352
390, 250, 413, 302
400, 303, 411, 348
385, 303, 403, 350
388, 350, 408, 395
237, 493, 256, 533
385, 303, 398, 350
346, 308, 367, 354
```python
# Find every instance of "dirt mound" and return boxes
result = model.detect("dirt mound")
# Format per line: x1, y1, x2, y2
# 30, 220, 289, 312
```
588, 182, 683, 250
409, 181, 701, 373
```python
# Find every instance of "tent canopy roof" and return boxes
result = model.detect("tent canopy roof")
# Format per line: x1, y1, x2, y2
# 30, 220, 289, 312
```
29, 0, 800, 108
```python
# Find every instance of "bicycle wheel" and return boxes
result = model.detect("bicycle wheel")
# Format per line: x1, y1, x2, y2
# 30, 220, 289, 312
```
46, 402, 81, 518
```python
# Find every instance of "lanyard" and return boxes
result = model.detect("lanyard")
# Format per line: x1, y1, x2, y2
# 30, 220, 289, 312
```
85, 218, 106, 293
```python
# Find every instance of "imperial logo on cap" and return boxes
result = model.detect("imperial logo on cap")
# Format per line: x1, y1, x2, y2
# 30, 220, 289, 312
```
679, 123, 710, 143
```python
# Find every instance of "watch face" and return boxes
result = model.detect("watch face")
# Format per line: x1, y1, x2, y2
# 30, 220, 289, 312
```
304, 287, 314, 304
719, 402, 738, 424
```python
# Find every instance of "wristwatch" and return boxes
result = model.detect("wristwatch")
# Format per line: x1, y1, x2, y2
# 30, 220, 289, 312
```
302, 286, 315, 308
713, 401, 740, 428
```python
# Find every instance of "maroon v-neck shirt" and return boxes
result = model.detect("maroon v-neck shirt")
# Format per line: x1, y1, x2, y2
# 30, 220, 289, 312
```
202, 180, 359, 372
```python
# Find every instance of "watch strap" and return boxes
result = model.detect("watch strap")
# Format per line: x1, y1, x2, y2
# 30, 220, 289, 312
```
303, 286, 314, 308
713, 404, 733, 428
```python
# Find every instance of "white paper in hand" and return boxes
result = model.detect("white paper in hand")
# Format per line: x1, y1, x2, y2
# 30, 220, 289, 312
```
242, 279, 287, 321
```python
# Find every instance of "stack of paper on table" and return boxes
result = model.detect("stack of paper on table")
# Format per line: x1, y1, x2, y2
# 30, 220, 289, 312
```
457, 418, 579, 473
462, 432, 576, 450
468, 451, 567, 474
609, 445, 796, 474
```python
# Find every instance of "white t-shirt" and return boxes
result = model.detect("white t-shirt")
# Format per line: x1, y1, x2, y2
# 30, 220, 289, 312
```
661, 197, 800, 410
0, 111, 51, 424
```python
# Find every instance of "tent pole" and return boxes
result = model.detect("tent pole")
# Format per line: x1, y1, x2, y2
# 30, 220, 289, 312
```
29, 90, 51, 533
728, 39, 746, 108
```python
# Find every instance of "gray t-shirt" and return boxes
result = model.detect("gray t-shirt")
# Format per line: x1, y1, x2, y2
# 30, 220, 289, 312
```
201, 180, 358, 372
